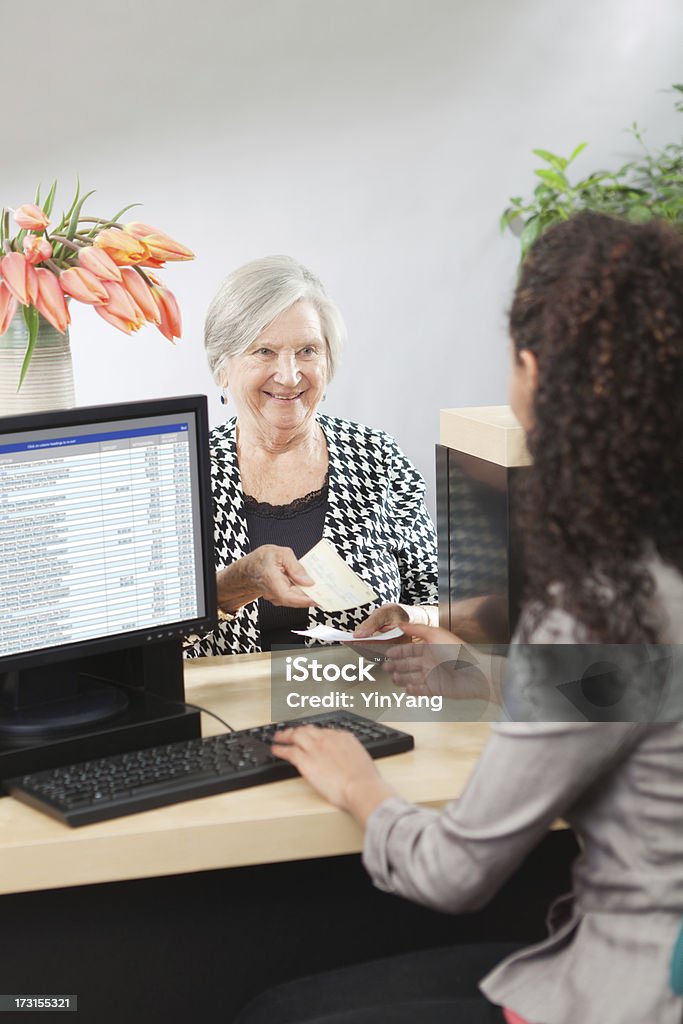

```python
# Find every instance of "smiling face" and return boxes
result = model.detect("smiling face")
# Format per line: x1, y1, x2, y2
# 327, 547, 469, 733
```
223, 300, 328, 443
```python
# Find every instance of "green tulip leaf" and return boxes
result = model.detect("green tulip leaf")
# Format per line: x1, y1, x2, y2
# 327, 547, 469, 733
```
18, 306, 39, 391
66, 190, 96, 240
42, 180, 58, 218
108, 202, 142, 226
59, 178, 82, 233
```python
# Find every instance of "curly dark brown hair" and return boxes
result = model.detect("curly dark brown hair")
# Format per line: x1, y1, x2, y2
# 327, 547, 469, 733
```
510, 211, 683, 642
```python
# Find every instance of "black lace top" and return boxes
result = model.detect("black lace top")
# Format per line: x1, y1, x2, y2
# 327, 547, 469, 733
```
243, 475, 329, 650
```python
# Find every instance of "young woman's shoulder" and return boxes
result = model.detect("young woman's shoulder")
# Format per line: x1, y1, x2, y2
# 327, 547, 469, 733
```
506, 561, 683, 723
649, 554, 683, 642
518, 554, 683, 644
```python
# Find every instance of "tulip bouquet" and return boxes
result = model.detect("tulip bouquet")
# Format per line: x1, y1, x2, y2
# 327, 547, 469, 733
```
0, 181, 194, 387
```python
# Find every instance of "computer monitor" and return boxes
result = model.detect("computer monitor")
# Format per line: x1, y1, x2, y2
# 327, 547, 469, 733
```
0, 395, 217, 783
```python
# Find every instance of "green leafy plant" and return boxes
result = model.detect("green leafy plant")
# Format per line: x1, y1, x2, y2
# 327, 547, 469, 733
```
501, 84, 683, 260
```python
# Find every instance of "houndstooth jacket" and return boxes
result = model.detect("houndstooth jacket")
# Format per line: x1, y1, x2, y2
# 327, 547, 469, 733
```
185, 414, 438, 657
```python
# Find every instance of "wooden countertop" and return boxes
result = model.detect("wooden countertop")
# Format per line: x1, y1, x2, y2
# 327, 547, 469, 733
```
440, 406, 531, 466
0, 653, 492, 896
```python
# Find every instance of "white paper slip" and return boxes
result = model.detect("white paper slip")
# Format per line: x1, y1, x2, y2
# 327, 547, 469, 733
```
298, 539, 378, 612
293, 625, 404, 642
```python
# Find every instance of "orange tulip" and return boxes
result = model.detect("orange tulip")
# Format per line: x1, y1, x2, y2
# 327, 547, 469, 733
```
23, 234, 53, 265
14, 203, 49, 231
120, 268, 160, 324
94, 228, 149, 266
124, 222, 194, 263
137, 254, 166, 269
1, 252, 40, 306
60, 267, 109, 305
78, 244, 123, 282
100, 280, 144, 324
0, 282, 18, 334
34, 268, 70, 332
26, 264, 39, 305
151, 285, 182, 342
93, 304, 140, 335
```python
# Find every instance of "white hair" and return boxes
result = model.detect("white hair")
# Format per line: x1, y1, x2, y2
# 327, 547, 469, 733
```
204, 255, 346, 384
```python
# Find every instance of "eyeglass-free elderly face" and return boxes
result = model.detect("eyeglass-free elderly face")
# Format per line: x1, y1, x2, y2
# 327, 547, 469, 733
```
221, 300, 328, 444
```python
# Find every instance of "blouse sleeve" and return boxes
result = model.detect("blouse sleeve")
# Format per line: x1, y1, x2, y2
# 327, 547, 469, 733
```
362, 720, 640, 913
385, 437, 438, 605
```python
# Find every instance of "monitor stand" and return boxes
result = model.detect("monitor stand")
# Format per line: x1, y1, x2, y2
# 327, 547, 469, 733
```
0, 666, 129, 738
0, 639, 201, 788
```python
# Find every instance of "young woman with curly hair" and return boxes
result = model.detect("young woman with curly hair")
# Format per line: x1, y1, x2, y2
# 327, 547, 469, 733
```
509, 211, 683, 647
236, 213, 683, 1024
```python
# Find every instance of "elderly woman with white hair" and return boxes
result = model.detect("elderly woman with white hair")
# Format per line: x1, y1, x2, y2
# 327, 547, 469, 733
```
186, 256, 438, 656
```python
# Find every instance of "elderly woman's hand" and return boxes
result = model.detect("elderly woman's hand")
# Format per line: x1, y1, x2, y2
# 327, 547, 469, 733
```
353, 603, 410, 638
216, 545, 316, 613
346, 604, 412, 661
353, 603, 439, 640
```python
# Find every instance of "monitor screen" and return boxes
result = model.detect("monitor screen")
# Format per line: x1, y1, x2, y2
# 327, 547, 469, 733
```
0, 396, 216, 671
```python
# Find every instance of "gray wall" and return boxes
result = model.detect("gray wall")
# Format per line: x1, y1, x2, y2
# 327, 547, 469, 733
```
5, 0, 683, 512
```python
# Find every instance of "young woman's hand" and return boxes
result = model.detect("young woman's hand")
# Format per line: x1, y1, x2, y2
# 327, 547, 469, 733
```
385, 623, 501, 705
271, 726, 396, 825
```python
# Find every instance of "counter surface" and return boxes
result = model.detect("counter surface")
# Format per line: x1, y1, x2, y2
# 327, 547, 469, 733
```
0, 653, 492, 896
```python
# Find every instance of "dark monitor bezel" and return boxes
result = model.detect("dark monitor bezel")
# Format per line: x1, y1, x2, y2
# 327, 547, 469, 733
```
0, 394, 217, 674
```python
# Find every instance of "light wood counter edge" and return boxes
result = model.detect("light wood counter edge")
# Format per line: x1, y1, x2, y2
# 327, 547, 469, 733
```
0, 780, 468, 895
0, 794, 455, 896
0, 651, 493, 895
440, 406, 531, 467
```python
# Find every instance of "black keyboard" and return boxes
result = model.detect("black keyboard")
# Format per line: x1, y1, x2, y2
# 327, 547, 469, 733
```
4, 712, 414, 827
